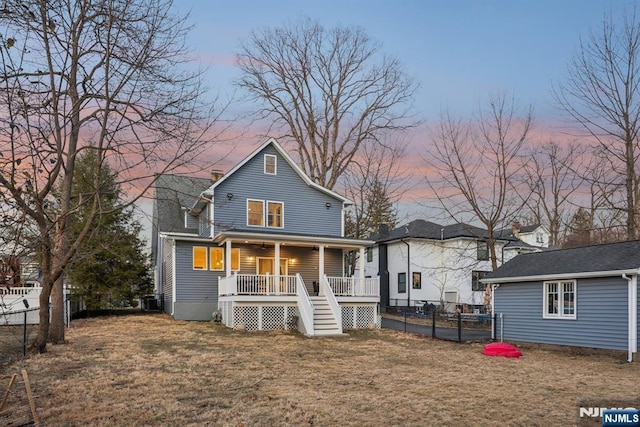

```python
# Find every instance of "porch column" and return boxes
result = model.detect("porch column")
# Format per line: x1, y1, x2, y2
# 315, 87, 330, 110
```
225, 240, 232, 277
318, 245, 325, 295
359, 247, 365, 280
275, 242, 281, 295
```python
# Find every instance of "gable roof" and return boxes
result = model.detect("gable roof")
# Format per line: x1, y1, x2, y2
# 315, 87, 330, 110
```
484, 239, 640, 283
372, 219, 516, 244
198, 138, 350, 207
153, 174, 212, 234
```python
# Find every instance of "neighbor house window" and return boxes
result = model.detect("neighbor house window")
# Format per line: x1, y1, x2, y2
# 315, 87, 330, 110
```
471, 271, 490, 291
398, 273, 407, 294
412, 272, 421, 289
193, 247, 207, 270
231, 248, 240, 271
264, 154, 277, 175
366, 247, 373, 262
210, 248, 224, 271
247, 199, 265, 226
543, 280, 576, 319
267, 201, 283, 228
477, 241, 489, 261
536, 233, 544, 244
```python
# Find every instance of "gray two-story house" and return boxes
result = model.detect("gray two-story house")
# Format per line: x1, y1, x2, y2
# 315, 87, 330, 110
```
152, 138, 380, 335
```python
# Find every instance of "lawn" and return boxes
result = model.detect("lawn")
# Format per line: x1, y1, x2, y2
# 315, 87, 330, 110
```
2, 313, 639, 426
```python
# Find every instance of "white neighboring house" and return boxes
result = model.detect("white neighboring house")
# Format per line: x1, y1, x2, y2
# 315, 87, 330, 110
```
363, 220, 549, 312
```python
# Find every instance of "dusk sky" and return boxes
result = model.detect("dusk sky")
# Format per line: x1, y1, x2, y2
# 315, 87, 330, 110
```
139, 1, 636, 238
180, 0, 630, 121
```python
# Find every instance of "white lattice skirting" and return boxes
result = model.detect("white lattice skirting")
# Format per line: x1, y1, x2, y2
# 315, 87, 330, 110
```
222, 303, 299, 331
218, 302, 381, 331
341, 304, 381, 329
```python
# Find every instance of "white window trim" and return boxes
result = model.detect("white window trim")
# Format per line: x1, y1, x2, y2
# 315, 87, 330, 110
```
209, 247, 224, 271
264, 154, 277, 175
543, 280, 577, 320
246, 199, 265, 227
266, 200, 284, 229
193, 246, 208, 271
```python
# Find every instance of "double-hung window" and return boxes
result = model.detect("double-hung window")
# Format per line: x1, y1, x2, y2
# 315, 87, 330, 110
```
471, 271, 489, 291
264, 154, 277, 175
247, 199, 265, 227
193, 247, 207, 270
247, 199, 283, 228
267, 201, 283, 228
398, 273, 407, 294
477, 241, 489, 261
543, 280, 576, 319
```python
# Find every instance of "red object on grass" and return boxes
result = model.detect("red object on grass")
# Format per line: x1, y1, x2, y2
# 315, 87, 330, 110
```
482, 342, 522, 358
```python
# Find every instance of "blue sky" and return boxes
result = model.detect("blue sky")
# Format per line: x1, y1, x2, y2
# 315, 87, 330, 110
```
178, 0, 632, 122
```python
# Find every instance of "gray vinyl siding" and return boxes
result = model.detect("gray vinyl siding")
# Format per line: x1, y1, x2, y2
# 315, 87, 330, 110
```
161, 237, 173, 314
198, 205, 211, 237
174, 240, 221, 301
494, 277, 628, 351
211, 145, 343, 237
173, 240, 221, 320
229, 244, 343, 293
186, 212, 198, 229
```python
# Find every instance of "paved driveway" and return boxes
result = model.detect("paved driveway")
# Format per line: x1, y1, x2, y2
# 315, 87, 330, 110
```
381, 317, 492, 342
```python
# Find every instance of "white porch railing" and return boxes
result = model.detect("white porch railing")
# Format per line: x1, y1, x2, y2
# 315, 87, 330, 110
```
321, 275, 342, 332
326, 276, 379, 297
219, 273, 297, 296
295, 274, 314, 336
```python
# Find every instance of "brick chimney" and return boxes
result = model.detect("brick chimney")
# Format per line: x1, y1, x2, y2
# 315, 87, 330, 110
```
512, 220, 521, 237
211, 169, 224, 183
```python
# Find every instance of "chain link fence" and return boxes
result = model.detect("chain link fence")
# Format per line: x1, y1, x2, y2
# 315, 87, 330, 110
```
0, 306, 41, 370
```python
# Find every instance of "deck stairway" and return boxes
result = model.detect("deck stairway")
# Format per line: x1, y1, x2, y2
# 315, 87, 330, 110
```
310, 295, 343, 336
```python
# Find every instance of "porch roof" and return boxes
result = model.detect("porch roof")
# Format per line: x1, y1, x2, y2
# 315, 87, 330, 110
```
213, 229, 374, 249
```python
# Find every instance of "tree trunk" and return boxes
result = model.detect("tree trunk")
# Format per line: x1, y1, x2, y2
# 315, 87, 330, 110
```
32, 280, 52, 353
49, 277, 66, 343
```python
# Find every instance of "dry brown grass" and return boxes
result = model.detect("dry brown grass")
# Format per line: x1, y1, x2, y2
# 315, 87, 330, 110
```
2, 313, 639, 426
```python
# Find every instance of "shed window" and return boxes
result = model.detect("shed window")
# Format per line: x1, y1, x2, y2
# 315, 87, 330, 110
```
543, 280, 576, 319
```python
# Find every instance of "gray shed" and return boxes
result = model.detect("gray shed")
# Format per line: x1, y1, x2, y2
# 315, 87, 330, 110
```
482, 240, 640, 362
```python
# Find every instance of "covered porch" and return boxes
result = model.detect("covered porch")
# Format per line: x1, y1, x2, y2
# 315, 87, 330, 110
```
213, 231, 380, 335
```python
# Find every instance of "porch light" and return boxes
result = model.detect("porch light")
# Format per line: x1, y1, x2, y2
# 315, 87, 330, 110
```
227, 192, 234, 200
248, 256, 255, 262
290, 258, 297, 265
325, 202, 331, 209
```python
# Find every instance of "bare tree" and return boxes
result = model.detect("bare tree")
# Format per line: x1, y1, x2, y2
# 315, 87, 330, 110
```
343, 141, 407, 239
236, 18, 419, 190
519, 141, 585, 246
428, 93, 533, 270
0, 0, 226, 352
555, 8, 640, 239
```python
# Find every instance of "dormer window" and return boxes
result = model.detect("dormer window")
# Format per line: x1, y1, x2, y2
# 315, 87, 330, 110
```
264, 154, 277, 175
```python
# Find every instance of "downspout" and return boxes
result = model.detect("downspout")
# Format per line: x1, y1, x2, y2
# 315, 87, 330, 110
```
490, 283, 500, 340
401, 238, 410, 308
622, 273, 638, 363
